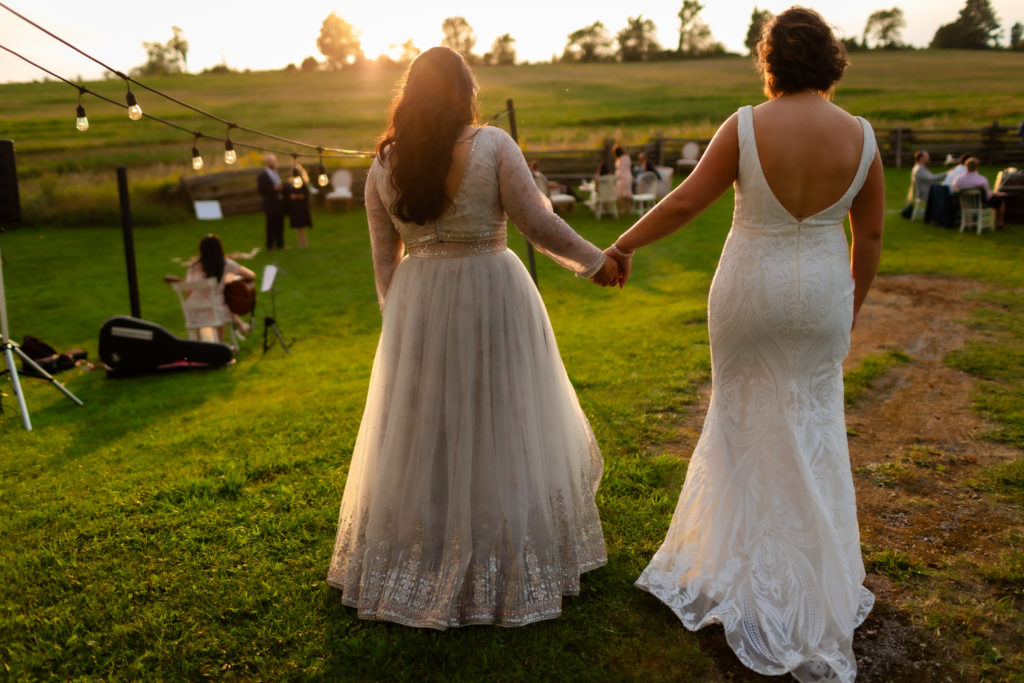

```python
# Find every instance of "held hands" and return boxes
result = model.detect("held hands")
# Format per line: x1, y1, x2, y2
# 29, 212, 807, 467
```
604, 243, 633, 287
590, 243, 634, 289
590, 254, 621, 287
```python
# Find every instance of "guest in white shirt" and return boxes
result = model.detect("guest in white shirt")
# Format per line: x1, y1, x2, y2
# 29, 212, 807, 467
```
943, 152, 970, 188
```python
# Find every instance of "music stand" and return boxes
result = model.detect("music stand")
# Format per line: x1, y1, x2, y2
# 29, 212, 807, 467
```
0, 237, 84, 430
259, 264, 293, 354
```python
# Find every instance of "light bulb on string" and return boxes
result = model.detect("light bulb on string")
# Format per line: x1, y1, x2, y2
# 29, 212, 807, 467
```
125, 87, 142, 120
75, 88, 88, 131
291, 157, 303, 189
224, 138, 237, 165
317, 149, 328, 187
191, 133, 204, 170
75, 104, 89, 131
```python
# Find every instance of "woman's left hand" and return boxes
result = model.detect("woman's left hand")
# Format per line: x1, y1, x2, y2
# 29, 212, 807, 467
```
590, 254, 621, 287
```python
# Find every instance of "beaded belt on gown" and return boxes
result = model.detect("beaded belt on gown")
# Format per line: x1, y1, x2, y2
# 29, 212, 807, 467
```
407, 236, 507, 258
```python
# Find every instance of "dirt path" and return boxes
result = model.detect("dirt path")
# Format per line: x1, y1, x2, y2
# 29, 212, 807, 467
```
667, 274, 1024, 681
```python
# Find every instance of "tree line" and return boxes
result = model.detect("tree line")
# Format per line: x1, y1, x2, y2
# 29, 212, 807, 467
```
131, 0, 1022, 77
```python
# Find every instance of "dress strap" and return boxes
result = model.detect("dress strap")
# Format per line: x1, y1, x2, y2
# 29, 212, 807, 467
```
838, 117, 877, 206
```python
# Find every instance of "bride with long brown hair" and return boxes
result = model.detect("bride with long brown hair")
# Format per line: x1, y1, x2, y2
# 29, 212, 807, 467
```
326, 47, 619, 628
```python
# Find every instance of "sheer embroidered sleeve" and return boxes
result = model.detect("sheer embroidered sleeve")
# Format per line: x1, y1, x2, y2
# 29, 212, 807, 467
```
365, 161, 405, 312
494, 130, 604, 278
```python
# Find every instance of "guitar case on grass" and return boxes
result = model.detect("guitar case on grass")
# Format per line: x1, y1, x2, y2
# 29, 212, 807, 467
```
98, 316, 234, 377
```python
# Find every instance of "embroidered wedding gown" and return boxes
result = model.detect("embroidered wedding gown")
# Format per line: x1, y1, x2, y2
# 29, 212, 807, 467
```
327, 126, 607, 629
635, 106, 876, 681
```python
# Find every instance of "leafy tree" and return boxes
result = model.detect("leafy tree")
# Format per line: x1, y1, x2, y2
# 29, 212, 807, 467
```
167, 26, 188, 73
841, 36, 867, 52
676, 1, 726, 57
300, 56, 319, 72
744, 7, 773, 54
1010, 21, 1023, 49
863, 7, 906, 49
930, 0, 1001, 48
562, 21, 614, 62
441, 16, 477, 61
317, 12, 363, 69
487, 34, 516, 65
395, 39, 420, 66
617, 15, 660, 62
132, 26, 188, 77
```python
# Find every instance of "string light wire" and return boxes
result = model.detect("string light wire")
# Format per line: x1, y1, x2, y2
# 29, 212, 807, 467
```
0, 2, 375, 160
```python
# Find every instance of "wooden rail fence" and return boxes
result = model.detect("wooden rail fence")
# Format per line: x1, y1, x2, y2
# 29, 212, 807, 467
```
178, 123, 1023, 215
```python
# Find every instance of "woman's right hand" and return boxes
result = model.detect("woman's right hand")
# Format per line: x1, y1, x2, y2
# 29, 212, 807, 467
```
591, 254, 621, 288
604, 245, 633, 288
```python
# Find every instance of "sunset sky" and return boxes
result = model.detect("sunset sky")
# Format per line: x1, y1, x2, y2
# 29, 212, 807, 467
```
1, 0, 1021, 83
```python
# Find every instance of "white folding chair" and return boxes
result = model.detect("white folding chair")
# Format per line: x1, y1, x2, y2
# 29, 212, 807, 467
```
325, 169, 353, 210
170, 278, 238, 351
632, 171, 658, 215
534, 172, 575, 214
676, 141, 700, 174
590, 174, 618, 219
956, 189, 995, 235
654, 165, 673, 198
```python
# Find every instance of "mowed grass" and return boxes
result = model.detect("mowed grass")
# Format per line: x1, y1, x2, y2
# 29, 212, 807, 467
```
2, 53, 1024, 679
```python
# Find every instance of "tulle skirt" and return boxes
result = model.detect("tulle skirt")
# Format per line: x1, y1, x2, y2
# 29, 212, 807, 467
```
327, 249, 606, 629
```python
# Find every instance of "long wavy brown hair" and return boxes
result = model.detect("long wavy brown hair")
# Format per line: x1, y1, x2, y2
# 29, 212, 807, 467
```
198, 233, 226, 282
377, 47, 478, 224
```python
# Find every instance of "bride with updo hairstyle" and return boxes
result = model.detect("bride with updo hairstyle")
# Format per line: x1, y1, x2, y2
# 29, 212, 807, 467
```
609, 6, 884, 681
327, 46, 618, 629
755, 5, 849, 99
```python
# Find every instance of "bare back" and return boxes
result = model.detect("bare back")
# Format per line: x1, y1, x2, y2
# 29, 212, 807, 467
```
752, 93, 866, 220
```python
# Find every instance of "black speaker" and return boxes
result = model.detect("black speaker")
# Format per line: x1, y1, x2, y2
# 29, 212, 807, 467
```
0, 139, 22, 224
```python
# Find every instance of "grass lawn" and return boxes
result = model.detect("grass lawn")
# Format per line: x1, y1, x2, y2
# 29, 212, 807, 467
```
2, 164, 1023, 680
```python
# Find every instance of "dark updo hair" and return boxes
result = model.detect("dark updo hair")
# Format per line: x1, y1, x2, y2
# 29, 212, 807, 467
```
755, 7, 848, 99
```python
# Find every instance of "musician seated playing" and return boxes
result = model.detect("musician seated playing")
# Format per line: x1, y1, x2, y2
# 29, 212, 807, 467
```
164, 233, 256, 341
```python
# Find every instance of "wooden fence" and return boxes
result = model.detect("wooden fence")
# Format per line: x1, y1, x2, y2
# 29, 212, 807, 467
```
178, 124, 1023, 216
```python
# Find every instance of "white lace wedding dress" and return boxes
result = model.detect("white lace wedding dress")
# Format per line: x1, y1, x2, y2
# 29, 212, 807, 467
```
636, 106, 876, 681
327, 125, 607, 629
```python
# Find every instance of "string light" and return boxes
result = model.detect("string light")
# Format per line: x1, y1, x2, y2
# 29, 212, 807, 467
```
291, 155, 303, 189
317, 148, 329, 187
224, 125, 237, 164
191, 133, 204, 171
75, 89, 88, 131
1, 7, 377, 175
125, 84, 142, 120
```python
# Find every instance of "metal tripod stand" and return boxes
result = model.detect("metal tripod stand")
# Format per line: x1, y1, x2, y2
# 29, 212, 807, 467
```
261, 287, 292, 354
0, 239, 83, 430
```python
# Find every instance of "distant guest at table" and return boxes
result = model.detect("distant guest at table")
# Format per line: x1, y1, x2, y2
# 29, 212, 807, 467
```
943, 152, 970, 189
902, 150, 945, 218
953, 157, 1007, 230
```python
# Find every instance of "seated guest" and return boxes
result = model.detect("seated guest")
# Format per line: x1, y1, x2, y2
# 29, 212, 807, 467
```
911, 150, 946, 203
632, 150, 656, 178
529, 160, 579, 200
943, 153, 971, 188
953, 157, 1007, 230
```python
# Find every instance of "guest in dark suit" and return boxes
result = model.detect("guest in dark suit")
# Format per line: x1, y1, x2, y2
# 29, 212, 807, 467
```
258, 154, 285, 250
